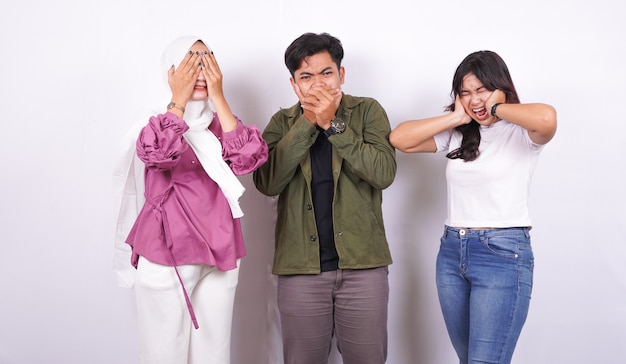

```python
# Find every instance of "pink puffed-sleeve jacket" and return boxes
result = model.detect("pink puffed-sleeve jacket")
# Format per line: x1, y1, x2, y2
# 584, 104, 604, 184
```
113, 112, 267, 287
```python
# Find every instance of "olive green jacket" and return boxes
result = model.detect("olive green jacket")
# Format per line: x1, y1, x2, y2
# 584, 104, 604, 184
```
253, 94, 396, 275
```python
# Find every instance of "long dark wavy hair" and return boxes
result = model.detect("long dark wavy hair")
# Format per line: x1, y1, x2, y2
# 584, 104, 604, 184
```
445, 51, 520, 161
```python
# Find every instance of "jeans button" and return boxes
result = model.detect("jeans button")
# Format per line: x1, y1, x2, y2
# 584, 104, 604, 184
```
459, 229, 466, 236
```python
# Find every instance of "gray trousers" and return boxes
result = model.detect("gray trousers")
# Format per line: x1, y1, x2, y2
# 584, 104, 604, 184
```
277, 267, 389, 364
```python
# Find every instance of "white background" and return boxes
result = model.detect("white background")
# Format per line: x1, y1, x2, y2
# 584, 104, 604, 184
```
1, 0, 625, 363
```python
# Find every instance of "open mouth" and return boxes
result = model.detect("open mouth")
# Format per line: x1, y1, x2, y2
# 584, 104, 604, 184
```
473, 107, 488, 119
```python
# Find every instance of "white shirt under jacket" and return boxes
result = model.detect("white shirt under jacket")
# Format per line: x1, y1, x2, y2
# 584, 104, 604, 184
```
434, 120, 544, 228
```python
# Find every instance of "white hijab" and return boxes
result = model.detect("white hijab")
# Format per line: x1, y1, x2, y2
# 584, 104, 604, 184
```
113, 36, 244, 288
162, 36, 245, 218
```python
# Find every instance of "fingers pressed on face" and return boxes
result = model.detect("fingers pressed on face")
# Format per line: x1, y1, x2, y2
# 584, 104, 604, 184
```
292, 81, 305, 100
177, 51, 192, 72
192, 60, 202, 79
204, 51, 221, 74
201, 54, 213, 77
454, 95, 463, 108
178, 51, 202, 75
490, 89, 506, 104
307, 86, 336, 105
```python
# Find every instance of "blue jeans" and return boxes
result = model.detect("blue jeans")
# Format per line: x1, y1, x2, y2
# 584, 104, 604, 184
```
436, 226, 534, 364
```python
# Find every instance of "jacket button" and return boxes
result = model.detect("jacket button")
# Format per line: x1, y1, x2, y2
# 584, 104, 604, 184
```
306, 204, 312, 210
309, 236, 316, 242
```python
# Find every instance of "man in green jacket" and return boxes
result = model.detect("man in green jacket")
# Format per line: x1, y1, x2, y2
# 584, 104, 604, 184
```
253, 32, 396, 364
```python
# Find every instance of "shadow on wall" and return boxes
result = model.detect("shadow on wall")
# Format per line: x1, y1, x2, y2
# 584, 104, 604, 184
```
231, 173, 279, 364
385, 151, 454, 363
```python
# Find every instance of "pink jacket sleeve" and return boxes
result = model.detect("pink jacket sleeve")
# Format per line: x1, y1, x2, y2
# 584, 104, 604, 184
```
136, 112, 190, 170
211, 115, 268, 176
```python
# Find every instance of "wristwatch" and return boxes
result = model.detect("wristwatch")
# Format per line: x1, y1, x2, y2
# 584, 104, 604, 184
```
490, 103, 502, 118
323, 117, 346, 137
167, 101, 185, 113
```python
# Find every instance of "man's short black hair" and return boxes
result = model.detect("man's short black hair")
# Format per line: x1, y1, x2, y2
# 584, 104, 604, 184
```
284, 32, 344, 77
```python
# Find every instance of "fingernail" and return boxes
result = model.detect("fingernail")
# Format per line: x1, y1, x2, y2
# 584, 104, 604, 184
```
195, 51, 199, 55
210, 51, 214, 55
188, 51, 192, 55
204, 51, 208, 54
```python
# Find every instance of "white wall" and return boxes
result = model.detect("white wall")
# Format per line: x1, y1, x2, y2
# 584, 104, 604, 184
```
1, 0, 624, 363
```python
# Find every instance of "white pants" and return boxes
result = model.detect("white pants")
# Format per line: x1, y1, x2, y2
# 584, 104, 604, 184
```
134, 257, 240, 364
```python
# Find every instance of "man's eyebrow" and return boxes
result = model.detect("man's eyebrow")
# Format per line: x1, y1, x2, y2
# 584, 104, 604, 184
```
298, 67, 333, 76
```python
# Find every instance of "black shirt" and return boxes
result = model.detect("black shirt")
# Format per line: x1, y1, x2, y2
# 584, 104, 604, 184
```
310, 127, 339, 271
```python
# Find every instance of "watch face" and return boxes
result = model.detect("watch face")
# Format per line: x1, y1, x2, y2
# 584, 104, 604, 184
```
332, 118, 346, 132
167, 102, 175, 110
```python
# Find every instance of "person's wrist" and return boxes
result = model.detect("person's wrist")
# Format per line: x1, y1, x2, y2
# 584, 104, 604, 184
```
167, 100, 186, 113
209, 94, 227, 106
452, 110, 469, 126
490, 103, 503, 118
324, 117, 345, 136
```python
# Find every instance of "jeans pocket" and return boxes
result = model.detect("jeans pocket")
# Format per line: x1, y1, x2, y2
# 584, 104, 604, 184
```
483, 235, 520, 258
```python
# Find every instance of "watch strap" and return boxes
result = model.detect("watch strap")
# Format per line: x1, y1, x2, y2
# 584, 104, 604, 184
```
490, 103, 502, 118
167, 101, 185, 113
324, 126, 337, 137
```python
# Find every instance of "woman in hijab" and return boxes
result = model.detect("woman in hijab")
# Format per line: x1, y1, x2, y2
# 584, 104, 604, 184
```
116, 35, 268, 364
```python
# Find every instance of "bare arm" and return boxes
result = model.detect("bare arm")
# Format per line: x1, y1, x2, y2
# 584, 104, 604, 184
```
488, 101, 557, 145
390, 97, 471, 153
